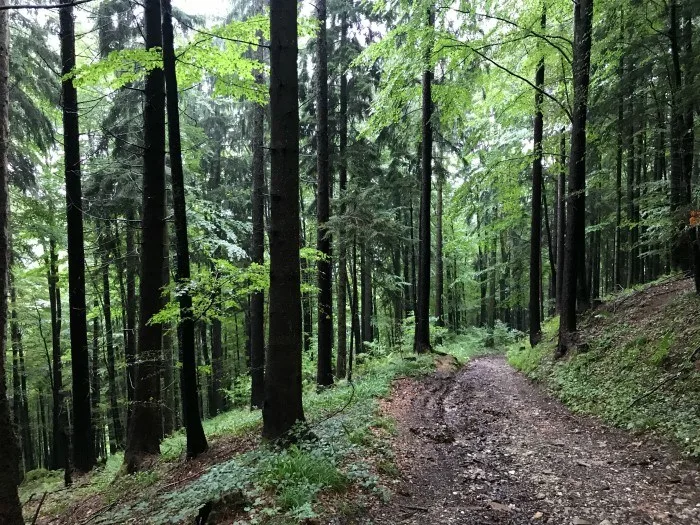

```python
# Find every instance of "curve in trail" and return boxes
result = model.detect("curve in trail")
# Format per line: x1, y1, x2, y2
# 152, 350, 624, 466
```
368, 355, 699, 525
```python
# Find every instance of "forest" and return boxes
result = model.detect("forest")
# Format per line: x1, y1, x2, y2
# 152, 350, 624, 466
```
0, 0, 699, 523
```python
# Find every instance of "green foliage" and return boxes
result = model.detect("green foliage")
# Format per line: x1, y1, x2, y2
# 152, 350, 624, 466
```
508, 295, 700, 457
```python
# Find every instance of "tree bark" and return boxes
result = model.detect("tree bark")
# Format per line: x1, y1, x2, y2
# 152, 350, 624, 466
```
414, 5, 434, 354
60, 0, 94, 472
125, 0, 166, 471
435, 173, 444, 327
91, 299, 103, 459
529, 5, 546, 346
161, 0, 208, 458
557, 0, 593, 357
99, 226, 124, 452
249, 0, 266, 408
125, 209, 137, 422
315, 0, 333, 387
556, 134, 566, 312
335, 5, 349, 379
263, 0, 306, 440
0, 6, 24, 518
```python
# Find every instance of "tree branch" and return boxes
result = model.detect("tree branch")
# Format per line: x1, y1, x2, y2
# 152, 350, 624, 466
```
0, 0, 95, 10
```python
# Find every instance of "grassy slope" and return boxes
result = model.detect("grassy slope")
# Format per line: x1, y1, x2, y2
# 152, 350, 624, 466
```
23, 331, 501, 525
508, 277, 700, 458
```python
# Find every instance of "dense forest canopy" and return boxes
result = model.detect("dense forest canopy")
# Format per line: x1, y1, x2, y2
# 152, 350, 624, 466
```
0, 0, 698, 521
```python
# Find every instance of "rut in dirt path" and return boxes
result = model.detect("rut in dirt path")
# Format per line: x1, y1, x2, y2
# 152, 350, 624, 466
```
368, 355, 699, 525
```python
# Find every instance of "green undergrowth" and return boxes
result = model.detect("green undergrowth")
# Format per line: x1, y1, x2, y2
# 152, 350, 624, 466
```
508, 283, 700, 458
26, 329, 497, 524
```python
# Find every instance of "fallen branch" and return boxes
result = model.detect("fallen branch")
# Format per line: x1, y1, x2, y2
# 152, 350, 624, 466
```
627, 371, 683, 409
22, 493, 36, 507
400, 504, 429, 512
31, 492, 48, 525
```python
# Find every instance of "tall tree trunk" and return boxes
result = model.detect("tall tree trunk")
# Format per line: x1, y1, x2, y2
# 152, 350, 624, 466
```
360, 243, 373, 346
529, 5, 546, 346
556, 134, 566, 312
60, 0, 94, 472
414, 5, 434, 354
435, 173, 444, 327
47, 240, 68, 473
249, 0, 266, 408
335, 5, 349, 379
0, 6, 23, 517
315, 0, 333, 387
669, 1, 691, 271
125, 209, 137, 422
10, 277, 26, 476
263, 0, 306, 440
557, 0, 593, 357
125, 0, 167, 472
100, 227, 124, 452
91, 299, 102, 458
615, 71, 624, 289
626, 92, 636, 288
162, 0, 208, 458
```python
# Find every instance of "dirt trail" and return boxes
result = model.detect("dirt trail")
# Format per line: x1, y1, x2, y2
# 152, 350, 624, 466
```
368, 355, 699, 524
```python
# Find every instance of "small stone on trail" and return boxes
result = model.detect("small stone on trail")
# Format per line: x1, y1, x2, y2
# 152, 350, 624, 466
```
488, 501, 513, 513
536, 492, 546, 500
576, 459, 591, 467
533, 511, 544, 519
572, 518, 592, 525
674, 498, 688, 505
599, 520, 612, 525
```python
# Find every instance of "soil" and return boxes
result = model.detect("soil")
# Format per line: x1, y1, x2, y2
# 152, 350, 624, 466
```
367, 355, 700, 525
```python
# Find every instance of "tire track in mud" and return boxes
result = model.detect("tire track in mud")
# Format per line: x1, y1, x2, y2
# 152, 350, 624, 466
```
366, 355, 699, 525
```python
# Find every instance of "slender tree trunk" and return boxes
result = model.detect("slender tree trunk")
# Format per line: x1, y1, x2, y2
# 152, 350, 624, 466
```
0, 7, 23, 517
47, 241, 68, 473
615, 70, 624, 289
414, 5, 434, 354
60, 0, 94, 472
556, 134, 566, 311
529, 5, 546, 346
99, 227, 124, 452
669, 1, 690, 271
360, 243, 373, 346
125, 0, 167, 471
125, 209, 137, 421
435, 173, 444, 326
91, 299, 102, 459
263, 0, 306, 440
249, 0, 266, 408
557, 0, 593, 357
335, 5, 349, 379
162, 0, 208, 458
315, 0, 333, 386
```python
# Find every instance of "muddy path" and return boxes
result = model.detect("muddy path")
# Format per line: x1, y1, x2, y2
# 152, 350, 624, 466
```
368, 355, 699, 524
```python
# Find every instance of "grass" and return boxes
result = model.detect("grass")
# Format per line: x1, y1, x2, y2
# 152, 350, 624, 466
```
508, 287, 700, 458
24, 327, 501, 524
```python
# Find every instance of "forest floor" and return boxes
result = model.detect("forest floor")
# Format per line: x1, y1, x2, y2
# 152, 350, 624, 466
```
365, 355, 700, 525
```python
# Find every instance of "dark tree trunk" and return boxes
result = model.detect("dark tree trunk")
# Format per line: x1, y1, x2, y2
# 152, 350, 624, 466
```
669, 1, 691, 271
349, 237, 361, 381
558, 0, 593, 357
435, 173, 444, 327
60, 0, 94, 472
263, 0, 306, 440
360, 243, 373, 346
125, 0, 167, 471
315, 0, 333, 387
414, 6, 434, 354
335, 6, 349, 379
91, 299, 102, 459
162, 0, 208, 458
529, 6, 546, 346
125, 209, 137, 422
0, 7, 23, 517
556, 135, 566, 312
249, 0, 266, 408
99, 227, 124, 452
615, 71, 624, 289
47, 240, 68, 472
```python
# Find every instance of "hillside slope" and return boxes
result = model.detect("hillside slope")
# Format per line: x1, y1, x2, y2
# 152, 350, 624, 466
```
509, 277, 700, 457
